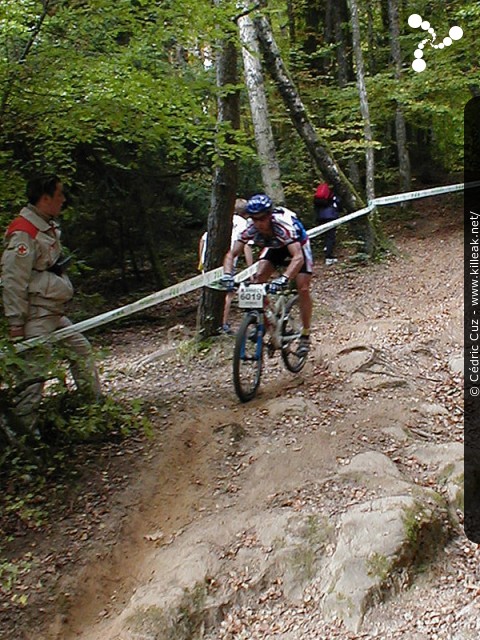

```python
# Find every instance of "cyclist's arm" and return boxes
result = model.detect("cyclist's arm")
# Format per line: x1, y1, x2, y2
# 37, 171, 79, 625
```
243, 243, 254, 267
284, 241, 305, 280
223, 239, 244, 273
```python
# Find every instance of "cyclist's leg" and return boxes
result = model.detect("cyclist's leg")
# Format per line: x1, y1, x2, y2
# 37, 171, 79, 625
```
222, 254, 239, 331
294, 272, 312, 357
295, 272, 312, 332
255, 247, 290, 283
254, 258, 275, 283
295, 242, 313, 333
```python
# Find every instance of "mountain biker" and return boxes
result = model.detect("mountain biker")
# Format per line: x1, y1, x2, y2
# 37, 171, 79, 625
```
222, 194, 313, 356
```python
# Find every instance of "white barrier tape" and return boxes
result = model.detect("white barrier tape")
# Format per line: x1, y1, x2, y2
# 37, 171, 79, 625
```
12, 180, 475, 351
307, 180, 477, 238
307, 204, 376, 238
373, 181, 472, 206
234, 262, 258, 283
16, 267, 225, 351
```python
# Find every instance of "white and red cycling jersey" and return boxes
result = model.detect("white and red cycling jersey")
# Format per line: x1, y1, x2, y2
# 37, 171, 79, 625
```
238, 211, 298, 249
238, 209, 313, 273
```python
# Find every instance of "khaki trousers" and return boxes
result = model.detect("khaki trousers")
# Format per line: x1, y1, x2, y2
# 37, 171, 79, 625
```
13, 315, 101, 430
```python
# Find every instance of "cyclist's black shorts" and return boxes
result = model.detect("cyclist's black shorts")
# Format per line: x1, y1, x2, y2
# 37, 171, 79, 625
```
259, 245, 312, 274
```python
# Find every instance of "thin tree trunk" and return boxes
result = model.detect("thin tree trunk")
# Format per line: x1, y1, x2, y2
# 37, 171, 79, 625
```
144, 215, 167, 289
331, 0, 352, 86
197, 28, 240, 337
365, 3, 377, 76
135, 180, 168, 289
387, 0, 411, 192
254, 13, 376, 254
239, 13, 285, 203
348, 0, 375, 204
0, 1, 51, 120
286, 0, 296, 45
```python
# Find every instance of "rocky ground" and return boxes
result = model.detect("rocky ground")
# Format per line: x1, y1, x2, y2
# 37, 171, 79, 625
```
0, 194, 475, 640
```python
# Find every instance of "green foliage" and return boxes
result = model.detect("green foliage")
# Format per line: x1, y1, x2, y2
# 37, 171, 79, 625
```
267, 0, 477, 199
178, 336, 216, 363
0, 315, 152, 471
367, 552, 392, 581
0, 0, 254, 295
0, 379, 152, 613
0, 0, 473, 302
0, 553, 32, 606
0, 0, 476, 293
40, 393, 152, 443
128, 582, 208, 640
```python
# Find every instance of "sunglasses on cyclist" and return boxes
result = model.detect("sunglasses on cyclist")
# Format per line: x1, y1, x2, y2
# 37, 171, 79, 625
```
251, 212, 271, 222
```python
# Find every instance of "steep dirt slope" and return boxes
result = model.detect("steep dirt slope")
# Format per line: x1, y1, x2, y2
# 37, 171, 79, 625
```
1, 195, 472, 640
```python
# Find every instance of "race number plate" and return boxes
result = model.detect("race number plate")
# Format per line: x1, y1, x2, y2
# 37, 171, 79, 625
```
238, 284, 265, 309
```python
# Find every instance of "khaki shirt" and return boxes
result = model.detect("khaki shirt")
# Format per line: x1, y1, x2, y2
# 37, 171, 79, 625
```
1, 205, 74, 328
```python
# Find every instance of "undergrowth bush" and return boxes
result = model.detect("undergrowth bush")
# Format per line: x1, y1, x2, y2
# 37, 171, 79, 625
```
0, 366, 152, 606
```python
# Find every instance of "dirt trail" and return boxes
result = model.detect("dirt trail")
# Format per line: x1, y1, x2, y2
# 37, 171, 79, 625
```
2, 196, 471, 640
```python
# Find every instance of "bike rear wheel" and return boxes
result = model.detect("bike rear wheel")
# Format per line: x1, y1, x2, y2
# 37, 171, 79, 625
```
233, 311, 264, 402
281, 295, 308, 373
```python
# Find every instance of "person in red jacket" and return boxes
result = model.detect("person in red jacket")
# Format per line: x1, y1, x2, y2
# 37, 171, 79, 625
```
1, 175, 101, 434
313, 182, 341, 265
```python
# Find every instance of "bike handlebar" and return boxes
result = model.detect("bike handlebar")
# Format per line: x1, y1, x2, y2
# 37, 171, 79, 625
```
216, 281, 296, 295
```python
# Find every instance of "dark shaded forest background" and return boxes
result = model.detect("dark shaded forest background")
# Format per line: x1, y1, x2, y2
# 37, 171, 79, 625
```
0, 0, 476, 305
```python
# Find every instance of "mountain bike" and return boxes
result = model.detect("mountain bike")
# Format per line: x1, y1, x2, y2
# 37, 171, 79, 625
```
232, 281, 308, 402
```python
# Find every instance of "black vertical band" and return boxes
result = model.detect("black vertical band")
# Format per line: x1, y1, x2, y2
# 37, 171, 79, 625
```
464, 97, 480, 542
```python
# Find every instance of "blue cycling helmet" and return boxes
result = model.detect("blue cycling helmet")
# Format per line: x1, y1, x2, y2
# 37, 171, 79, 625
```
246, 194, 273, 216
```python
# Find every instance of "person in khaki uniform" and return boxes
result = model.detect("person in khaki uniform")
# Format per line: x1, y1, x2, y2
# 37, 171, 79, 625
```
1, 175, 101, 431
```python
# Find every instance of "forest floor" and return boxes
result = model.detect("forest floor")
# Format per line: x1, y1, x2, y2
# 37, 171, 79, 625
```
0, 193, 474, 640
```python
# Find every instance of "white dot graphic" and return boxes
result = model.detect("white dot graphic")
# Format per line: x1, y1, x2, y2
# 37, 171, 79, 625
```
412, 58, 426, 72
408, 14, 423, 29
408, 16, 464, 73
449, 26, 463, 40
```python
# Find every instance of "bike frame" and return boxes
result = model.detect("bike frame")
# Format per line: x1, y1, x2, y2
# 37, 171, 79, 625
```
232, 281, 307, 402
238, 284, 296, 352
263, 290, 286, 349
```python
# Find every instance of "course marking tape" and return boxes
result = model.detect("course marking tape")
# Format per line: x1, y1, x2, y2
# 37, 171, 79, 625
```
13, 180, 474, 351
307, 204, 375, 239
373, 181, 472, 206
16, 267, 224, 350
308, 180, 475, 238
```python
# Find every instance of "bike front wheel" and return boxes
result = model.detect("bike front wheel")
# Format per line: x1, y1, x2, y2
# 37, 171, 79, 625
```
281, 295, 308, 373
233, 311, 264, 402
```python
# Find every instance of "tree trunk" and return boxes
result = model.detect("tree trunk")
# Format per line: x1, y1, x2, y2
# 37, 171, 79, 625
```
196, 29, 240, 338
331, 0, 352, 86
387, 0, 411, 192
302, 1, 322, 74
286, 0, 296, 45
239, 13, 285, 203
365, 3, 377, 76
348, 0, 375, 204
0, 2, 50, 121
136, 183, 168, 289
254, 13, 375, 254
